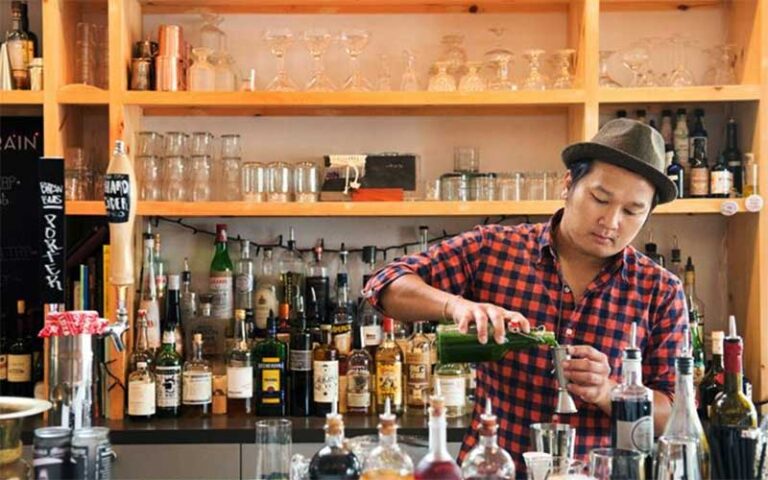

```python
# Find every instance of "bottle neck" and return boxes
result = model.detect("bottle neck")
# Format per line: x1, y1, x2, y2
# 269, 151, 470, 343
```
622, 357, 643, 386
429, 412, 450, 458
379, 429, 397, 447
724, 340, 743, 394
726, 123, 739, 149
711, 353, 724, 371
673, 368, 696, 413
215, 241, 228, 256
136, 321, 149, 351
162, 330, 176, 350
325, 430, 344, 448
193, 341, 203, 361
479, 432, 498, 448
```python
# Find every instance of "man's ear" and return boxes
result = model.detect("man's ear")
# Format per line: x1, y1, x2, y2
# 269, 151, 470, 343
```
562, 170, 572, 199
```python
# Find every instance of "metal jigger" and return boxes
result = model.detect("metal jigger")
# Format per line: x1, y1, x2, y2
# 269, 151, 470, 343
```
552, 346, 578, 414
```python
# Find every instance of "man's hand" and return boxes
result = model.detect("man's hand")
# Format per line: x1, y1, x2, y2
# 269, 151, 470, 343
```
447, 296, 531, 344
561, 345, 616, 413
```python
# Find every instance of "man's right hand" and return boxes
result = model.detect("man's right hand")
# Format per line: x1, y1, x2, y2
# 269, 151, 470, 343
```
446, 296, 531, 345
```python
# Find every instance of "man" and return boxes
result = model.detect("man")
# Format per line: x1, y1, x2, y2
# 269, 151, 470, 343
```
362, 119, 687, 468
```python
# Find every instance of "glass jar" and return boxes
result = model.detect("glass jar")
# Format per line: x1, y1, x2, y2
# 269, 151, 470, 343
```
214, 53, 238, 91
188, 47, 216, 91
164, 132, 188, 157
190, 131, 214, 157
293, 161, 320, 202
139, 155, 162, 201
220, 134, 241, 158
525, 171, 547, 200
242, 162, 266, 202
136, 131, 164, 157
163, 156, 187, 201
190, 155, 212, 201
220, 157, 242, 200
497, 172, 524, 201
454, 146, 479, 173
440, 172, 472, 201
267, 161, 292, 202
70, 427, 114, 480
471, 173, 496, 201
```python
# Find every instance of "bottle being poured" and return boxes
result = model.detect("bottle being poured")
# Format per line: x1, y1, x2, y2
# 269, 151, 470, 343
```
460, 398, 516, 480
309, 401, 362, 480
362, 398, 414, 480
414, 381, 462, 480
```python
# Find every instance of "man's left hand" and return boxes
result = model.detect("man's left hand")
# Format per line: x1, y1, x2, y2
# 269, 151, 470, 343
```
561, 345, 616, 413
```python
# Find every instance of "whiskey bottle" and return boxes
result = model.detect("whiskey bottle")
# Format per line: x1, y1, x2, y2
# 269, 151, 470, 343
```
460, 399, 516, 480
313, 324, 339, 417
405, 321, 431, 414
290, 301, 313, 417
129, 309, 154, 373
235, 239, 255, 318
139, 232, 161, 350
186, 295, 226, 368
20, 2, 38, 58
346, 326, 373, 416
128, 362, 156, 421
357, 294, 382, 357
362, 399, 414, 480
333, 245, 354, 317
332, 279, 354, 358
434, 362, 467, 419
376, 317, 404, 415
254, 312, 287, 416
689, 108, 708, 160
699, 331, 725, 420
210, 223, 235, 335
308, 403, 362, 480
7, 300, 32, 397
183, 333, 212, 417
710, 154, 733, 199
660, 109, 674, 149
666, 150, 685, 199
254, 247, 279, 337
227, 309, 253, 415
6, 2, 30, 89
673, 109, 690, 177
306, 240, 330, 326
689, 135, 710, 198
155, 326, 182, 417
414, 384, 462, 480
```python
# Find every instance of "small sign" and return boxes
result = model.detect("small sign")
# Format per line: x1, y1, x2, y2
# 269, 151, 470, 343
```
38, 158, 66, 304
745, 194, 764, 213
719, 200, 739, 217
104, 173, 131, 223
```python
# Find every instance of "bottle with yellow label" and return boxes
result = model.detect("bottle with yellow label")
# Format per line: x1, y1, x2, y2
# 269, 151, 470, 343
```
376, 317, 404, 415
254, 312, 287, 416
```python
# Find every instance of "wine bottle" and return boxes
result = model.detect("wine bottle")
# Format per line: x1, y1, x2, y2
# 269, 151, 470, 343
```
436, 324, 557, 364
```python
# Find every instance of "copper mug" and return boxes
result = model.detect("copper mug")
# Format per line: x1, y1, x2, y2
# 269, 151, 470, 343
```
158, 24, 183, 57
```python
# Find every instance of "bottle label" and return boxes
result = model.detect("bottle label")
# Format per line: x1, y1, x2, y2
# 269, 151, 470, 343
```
155, 274, 167, 294
439, 376, 466, 407
139, 299, 161, 350
406, 357, 431, 406
313, 360, 338, 403
210, 273, 234, 320
236, 273, 254, 293
289, 350, 312, 372
0, 353, 7, 381
690, 168, 710, 196
254, 287, 278, 330
615, 416, 653, 454
183, 371, 212, 404
347, 369, 371, 408
376, 362, 403, 406
710, 170, 733, 195
128, 381, 156, 415
362, 325, 383, 347
258, 357, 283, 404
7, 40, 28, 71
674, 134, 689, 164
332, 322, 352, 356
162, 331, 175, 345
8, 353, 32, 382
227, 366, 253, 398
155, 366, 181, 407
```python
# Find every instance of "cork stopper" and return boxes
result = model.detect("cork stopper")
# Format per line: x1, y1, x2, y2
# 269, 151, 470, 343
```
235, 309, 246, 321
325, 401, 344, 436
430, 380, 446, 417
479, 398, 498, 436
193, 333, 203, 344
379, 398, 397, 436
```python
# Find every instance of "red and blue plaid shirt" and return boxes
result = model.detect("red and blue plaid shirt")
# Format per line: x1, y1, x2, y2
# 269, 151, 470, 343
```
363, 209, 687, 470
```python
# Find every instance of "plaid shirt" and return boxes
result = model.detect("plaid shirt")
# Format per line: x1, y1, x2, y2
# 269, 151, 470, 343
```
363, 209, 687, 471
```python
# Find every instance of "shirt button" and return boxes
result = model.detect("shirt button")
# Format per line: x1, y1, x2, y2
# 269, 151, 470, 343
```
565, 328, 574, 337
564, 286, 571, 293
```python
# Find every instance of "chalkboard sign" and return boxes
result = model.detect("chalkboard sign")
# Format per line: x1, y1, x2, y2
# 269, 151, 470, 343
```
103, 173, 130, 223
39, 157, 66, 304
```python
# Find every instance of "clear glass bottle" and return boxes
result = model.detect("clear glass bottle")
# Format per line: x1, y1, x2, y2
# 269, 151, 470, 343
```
183, 333, 212, 417
188, 47, 216, 91
185, 295, 226, 369
180, 258, 197, 324
362, 399, 414, 480
255, 247, 280, 337
313, 324, 339, 417
414, 385, 462, 480
129, 309, 154, 374
236, 239, 255, 316
461, 399, 515, 480
278, 227, 306, 329
434, 362, 467, 418
153, 233, 167, 320
227, 309, 253, 415
308, 404, 362, 480
405, 321, 431, 414
253, 313, 287, 416
214, 51, 238, 91
346, 326, 373, 416
376, 317, 404, 415
128, 361, 156, 421
155, 326, 182, 417
357, 294, 382, 358
139, 232, 161, 350
210, 223, 234, 335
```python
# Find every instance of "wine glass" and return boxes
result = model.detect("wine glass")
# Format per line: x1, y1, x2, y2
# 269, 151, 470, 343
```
483, 27, 517, 91
376, 53, 393, 91
427, 61, 456, 92
668, 35, 696, 87
622, 44, 650, 87
458, 61, 485, 92
599, 50, 622, 87
550, 48, 575, 89
264, 28, 298, 91
340, 29, 372, 91
522, 49, 549, 90
303, 28, 336, 91
400, 49, 421, 91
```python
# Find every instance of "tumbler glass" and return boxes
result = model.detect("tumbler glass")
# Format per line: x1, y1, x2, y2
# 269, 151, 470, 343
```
136, 131, 164, 157
294, 161, 320, 202
190, 155, 212, 201
267, 161, 292, 202
190, 132, 215, 156
525, 171, 547, 200
164, 132, 188, 157
140, 155, 162, 201
497, 172, 524, 201
589, 448, 646, 480
242, 162, 266, 202
221, 134, 242, 158
163, 156, 187, 201
529, 423, 576, 459
471, 173, 496, 201
221, 157, 242, 201
254, 419, 292, 480
75, 22, 96, 85
654, 436, 702, 480
454, 146, 479, 173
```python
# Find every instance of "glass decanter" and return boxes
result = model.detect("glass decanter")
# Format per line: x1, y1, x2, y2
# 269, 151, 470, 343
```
361, 399, 414, 479
461, 399, 516, 480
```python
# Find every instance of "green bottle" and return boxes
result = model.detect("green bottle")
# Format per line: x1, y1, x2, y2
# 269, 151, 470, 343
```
210, 223, 235, 336
254, 311, 288, 416
436, 324, 557, 365
155, 325, 183, 417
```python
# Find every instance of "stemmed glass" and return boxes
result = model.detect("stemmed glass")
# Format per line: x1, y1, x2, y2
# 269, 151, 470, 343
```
622, 44, 650, 87
340, 29, 372, 91
483, 27, 517, 91
303, 28, 336, 91
376, 54, 393, 91
428, 61, 457, 92
264, 28, 298, 91
550, 48, 575, 89
458, 61, 485, 92
668, 35, 696, 87
522, 49, 549, 90
598, 50, 621, 87
400, 49, 421, 91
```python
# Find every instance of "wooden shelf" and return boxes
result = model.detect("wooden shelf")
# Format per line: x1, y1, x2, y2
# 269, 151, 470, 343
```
601, 0, 721, 12
65, 198, 752, 217
123, 90, 585, 116
0, 90, 44, 105
598, 85, 762, 104
57, 85, 110, 105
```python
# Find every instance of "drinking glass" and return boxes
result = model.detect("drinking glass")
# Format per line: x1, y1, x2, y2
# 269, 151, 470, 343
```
267, 161, 293, 202
525, 171, 547, 200
188, 47, 216, 91
454, 146, 479, 173
190, 155, 212, 201
472, 173, 496, 201
599, 51, 622, 87
75, 22, 96, 85
530, 423, 576, 458
190, 132, 214, 156
400, 49, 421, 91
458, 61, 486, 92
136, 131, 164, 157
484, 27, 516, 91
589, 448, 646, 480
340, 29, 372, 91
214, 51, 238, 91
654, 436, 702, 480
139, 155, 162, 200
242, 162, 266, 202
163, 156, 187, 201
221, 157, 242, 201
303, 28, 336, 91
220, 134, 241, 158
164, 131, 188, 157
523, 452, 551, 480
264, 28, 298, 91
705, 43, 737, 85
522, 49, 549, 90
622, 45, 650, 87
65, 168, 90, 200
428, 61, 456, 92
551, 49, 575, 89
547, 171, 565, 200
294, 161, 320, 202
375, 53, 393, 91
255, 419, 292, 480
497, 172, 524, 201
668, 35, 696, 87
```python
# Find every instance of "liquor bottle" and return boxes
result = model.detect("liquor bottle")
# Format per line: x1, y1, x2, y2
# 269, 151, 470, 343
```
155, 324, 182, 417
183, 333, 212, 417
435, 324, 557, 364
643, 230, 665, 267
278, 226, 306, 327
6, 1, 30, 89
635, 109, 647, 123
414, 384, 462, 480
308, 403, 362, 480
0, 318, 7, 395
616, 109, 627, 119
332, 273, 354, 413
20, 2, 38, 58
699, 330, 725, 420
689, 136, 710, 197
313, 324, 339, 416
165, 274, 184, 358
668, 235, 683, 279
180, 258, 197, 324
154, 233, 167, 321
306, 241, 330, 326
235, 239, 255, 317
461, 399, 516, 480
661, 335, 710, 479
434, 362, 467, 419
254, 312, 287, 416
186, 295, 226, 367
333, 245, 354, 317
690, 317, 706, 390
290, 300, 313, 417
376, 317, 404, 415
210, 223, 235, 335
362, 399, 414, 480
129, 309, 154, 373
722, 118, 744, 196
684, 257, 707, 354
405, 321, 432, 414
665, 150, 685, 200
139, 232, 161, 350
710, 154, 733, 198
7, 300, 32, 397
673, 108, 690, 175
610, 322, 653, 475
227, 309, 253, 415
127, 361, 156, 421
361, 246, 378, 288
346, 326, 373, 416
708, 316, 758, 480
254, 247, 279, 337
743, 153, 758, 197
660, 109, 674, 149
357, 296, 382, 358
689, 108, 708, 160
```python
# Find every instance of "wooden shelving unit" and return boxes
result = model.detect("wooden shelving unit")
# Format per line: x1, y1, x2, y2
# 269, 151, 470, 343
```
57, 85, 111, 105
597, 85, 763, 104
0, 90, 44, 104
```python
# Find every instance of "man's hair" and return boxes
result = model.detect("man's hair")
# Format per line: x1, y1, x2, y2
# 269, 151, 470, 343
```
566, 158, 660, 211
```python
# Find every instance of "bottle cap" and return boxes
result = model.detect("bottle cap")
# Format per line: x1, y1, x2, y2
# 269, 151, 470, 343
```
216, 224, 227, 242
728, 315, 738, 338
480, 398, 498, 436
382, 317, 394, 334
235, 309, 246, 321
168, 274, 180, 290
193, 333, 203, 343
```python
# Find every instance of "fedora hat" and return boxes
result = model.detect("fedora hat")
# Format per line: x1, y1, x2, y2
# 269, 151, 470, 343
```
561, 118, 677, 204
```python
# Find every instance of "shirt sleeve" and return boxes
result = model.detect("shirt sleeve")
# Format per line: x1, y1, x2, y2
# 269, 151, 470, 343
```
362, 225, 490, 311
643, 278, 687, 400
